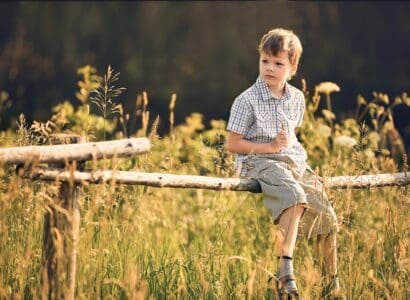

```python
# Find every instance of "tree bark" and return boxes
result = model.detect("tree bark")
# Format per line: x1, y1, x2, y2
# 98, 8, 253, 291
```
28, 169, 410, 191
0, 137, 150, 165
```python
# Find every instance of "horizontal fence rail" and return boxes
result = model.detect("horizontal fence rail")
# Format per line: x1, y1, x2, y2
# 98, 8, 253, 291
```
27, 169, 410, 190
324, 172, 409, 189
0, 138, 150, 165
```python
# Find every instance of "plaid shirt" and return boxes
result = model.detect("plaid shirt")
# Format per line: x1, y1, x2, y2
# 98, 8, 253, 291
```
227, 76, 308, 175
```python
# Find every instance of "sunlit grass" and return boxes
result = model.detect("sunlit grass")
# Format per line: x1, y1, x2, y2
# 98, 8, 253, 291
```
1, 172, 408, 299
0, 68, 409, 299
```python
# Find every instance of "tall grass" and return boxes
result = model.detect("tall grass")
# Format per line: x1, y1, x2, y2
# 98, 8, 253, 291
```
0, 68, 408, 299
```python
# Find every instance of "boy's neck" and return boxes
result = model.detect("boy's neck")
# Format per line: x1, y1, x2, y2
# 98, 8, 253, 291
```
268, 82, 286, 99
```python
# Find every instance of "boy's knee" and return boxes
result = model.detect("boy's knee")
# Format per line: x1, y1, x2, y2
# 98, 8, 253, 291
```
274, 227, 285, 241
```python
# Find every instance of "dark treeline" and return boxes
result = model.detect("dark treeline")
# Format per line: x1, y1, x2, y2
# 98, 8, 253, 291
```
0, 2, 409, 149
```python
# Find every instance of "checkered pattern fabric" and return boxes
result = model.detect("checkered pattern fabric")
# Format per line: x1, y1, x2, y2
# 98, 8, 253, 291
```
227, 76, 308, 174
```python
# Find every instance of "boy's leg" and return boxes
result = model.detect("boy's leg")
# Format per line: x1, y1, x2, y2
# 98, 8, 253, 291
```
274, 204, 305, 298
323, 233, 338, 277
245, 157, 307, 297
298, 167, 343, 297
276, 204, 305, 257
315, 234, 337, 275
317, 233, 342, 296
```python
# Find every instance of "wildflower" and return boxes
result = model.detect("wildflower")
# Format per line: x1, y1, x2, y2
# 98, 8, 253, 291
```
373, 92, 389, 105
315, 82, 340, 95
367, 132, 380, 149
402, 92, 410, 106
317, 123, 331, 138
334, 135, 357, 148
357, 95, 367, 106
394, 97, 402, 105
322, 109, 336, 121
315, 81, 340, 113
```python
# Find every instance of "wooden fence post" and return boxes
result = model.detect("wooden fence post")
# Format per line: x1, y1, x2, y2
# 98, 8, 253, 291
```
40, 134, 85, 300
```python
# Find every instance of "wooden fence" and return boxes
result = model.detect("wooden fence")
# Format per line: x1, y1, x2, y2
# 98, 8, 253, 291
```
0, 135, 408, 299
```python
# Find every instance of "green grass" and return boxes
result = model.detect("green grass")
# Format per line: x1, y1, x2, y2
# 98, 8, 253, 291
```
0, 173, 408, 299
0, 70, 409, 299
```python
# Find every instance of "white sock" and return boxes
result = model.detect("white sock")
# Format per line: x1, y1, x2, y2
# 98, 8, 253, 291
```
277, 256, 297, 291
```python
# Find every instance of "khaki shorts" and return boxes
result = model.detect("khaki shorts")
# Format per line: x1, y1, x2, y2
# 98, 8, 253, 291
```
243, 155, 339, 238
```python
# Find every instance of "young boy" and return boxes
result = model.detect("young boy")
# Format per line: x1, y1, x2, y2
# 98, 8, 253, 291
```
226, 28, 342, 299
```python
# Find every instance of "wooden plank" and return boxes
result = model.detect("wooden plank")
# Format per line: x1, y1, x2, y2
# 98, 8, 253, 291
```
0, 137, 150, 165
28, 169, 410, 190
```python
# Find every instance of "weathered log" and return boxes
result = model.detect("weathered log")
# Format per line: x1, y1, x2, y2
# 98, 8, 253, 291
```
0, 137, 150, 165
28, 169, 410, 190
30, 169, 258, 191
40, 136, 84, 300
324, 172, 410, 189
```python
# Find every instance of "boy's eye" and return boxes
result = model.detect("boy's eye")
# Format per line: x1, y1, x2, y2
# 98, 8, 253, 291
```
261, 59, 268, 63
276, 62, 284, 66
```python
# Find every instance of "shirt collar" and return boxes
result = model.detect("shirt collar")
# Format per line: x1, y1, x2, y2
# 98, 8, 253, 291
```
255, 76, 293, 101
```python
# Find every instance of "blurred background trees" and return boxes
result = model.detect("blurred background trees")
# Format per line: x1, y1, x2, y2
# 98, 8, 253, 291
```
0, 2, 409, 152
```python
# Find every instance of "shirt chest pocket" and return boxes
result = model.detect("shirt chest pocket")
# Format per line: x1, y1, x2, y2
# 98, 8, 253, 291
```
255, 111, 274, 136
283, 103, 299, 121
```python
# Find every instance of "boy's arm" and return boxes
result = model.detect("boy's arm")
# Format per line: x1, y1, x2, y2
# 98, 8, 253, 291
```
226, 131, 289, 154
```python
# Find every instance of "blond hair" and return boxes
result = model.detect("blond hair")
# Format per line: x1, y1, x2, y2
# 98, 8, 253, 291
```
258, 28, 303, 67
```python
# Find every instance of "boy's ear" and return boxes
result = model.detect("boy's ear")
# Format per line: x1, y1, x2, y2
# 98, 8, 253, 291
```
291, 64, 298, 76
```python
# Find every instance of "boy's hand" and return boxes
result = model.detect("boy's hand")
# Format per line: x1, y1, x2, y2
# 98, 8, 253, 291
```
271, 130, 289, 152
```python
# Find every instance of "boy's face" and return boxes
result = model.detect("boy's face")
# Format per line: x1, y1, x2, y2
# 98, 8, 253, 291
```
259, 50, 297, 92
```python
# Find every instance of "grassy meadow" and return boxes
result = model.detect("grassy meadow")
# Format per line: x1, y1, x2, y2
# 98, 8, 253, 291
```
0, 67, 409, 299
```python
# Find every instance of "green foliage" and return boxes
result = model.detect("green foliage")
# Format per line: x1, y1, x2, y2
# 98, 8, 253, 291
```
76, 65, 101, 104
0, 71, 409, 299
9, 66, 123, 144
51, 101, 116, 141
2, 2, 409, 138
300, 81, 408, 174
0, 91, 11, 115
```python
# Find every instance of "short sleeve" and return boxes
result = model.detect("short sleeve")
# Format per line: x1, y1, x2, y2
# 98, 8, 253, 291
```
227, 96, 253, 135
296, 91, 305, 127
